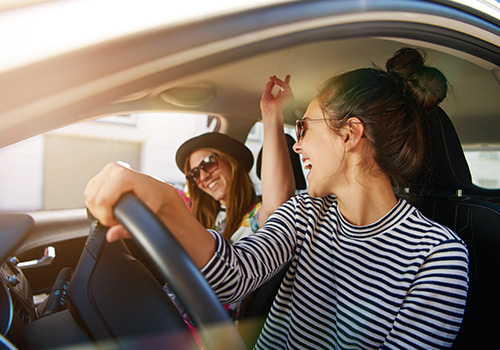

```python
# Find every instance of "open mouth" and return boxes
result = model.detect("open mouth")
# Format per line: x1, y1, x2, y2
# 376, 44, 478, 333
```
303, 159, 312, 171
207, 179, 219, 190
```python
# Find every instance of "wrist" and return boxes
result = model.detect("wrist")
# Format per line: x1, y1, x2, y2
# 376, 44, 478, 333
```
261, 111, 284, 124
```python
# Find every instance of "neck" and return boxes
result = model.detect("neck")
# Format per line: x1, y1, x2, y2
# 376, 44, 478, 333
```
334, 167, 398, 227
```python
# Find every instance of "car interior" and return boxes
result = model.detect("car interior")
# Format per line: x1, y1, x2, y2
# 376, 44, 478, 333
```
410, 108, 500, 349
1, 1, 500, 349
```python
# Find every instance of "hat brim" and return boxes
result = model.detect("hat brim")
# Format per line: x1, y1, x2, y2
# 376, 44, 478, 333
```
176, 132, 254, 174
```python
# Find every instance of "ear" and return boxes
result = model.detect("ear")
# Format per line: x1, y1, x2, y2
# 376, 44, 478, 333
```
344, 117, 365, 151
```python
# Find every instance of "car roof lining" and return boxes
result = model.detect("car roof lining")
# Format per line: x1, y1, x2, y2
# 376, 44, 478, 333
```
1, 1, 499, 146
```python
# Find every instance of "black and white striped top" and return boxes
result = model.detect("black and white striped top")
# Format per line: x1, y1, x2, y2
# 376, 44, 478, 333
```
202, 194, 469, 349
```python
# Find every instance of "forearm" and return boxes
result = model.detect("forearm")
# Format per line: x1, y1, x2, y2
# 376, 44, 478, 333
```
85, 162, 215, 269
203, 201, 297, 302
157, 187, 216, 268
260, 113, 295, 224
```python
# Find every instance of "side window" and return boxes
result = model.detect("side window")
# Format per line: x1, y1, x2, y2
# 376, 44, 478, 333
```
464, 147, 500, 189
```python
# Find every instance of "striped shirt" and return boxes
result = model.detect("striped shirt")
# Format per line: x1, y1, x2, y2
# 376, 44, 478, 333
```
201, 194, 469, 350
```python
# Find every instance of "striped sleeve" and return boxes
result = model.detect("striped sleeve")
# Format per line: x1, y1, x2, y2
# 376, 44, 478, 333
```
201, 198, 299, 303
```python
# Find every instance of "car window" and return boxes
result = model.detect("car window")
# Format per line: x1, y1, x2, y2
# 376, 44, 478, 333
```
464, 146, 500, 189
0, 113, 219, 211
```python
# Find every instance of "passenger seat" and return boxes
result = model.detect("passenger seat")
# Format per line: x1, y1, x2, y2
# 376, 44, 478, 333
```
411, 108, 500, 350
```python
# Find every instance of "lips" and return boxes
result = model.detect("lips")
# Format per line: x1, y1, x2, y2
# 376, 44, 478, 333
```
303, 159, 312, 170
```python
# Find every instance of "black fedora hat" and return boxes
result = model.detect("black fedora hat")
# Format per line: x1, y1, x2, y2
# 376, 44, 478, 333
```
176, 132, 254, 174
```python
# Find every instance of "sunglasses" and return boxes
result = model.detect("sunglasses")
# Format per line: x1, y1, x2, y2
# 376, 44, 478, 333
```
295, 118, 366, 142
295, 118, 325, 142
187, 153, 218, 184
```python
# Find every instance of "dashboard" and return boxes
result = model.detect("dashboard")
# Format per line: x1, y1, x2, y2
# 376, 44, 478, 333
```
0, 258, 37, 337
0, 214, 36, 342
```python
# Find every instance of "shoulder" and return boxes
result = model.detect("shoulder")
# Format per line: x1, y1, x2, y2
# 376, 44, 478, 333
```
270, 194, 338, 224
287, 193, 336, 209
403, 201, 468, 252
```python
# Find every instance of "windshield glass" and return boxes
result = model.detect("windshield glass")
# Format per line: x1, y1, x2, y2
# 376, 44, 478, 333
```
0, 113, 217, 211
0, 115, 300, 212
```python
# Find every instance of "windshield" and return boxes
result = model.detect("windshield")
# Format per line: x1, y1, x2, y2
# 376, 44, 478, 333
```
0, 113, 216, 211
0, 113, 299, 212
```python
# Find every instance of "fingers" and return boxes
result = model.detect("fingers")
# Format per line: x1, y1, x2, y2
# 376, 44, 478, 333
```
262, 77, 275, 98
260, 74, 294, 114
272, 75, 291, 94
84, 162, 135, 227
262, 75, 291, 95
106, 224, 131, 243
284, 74, 291, 85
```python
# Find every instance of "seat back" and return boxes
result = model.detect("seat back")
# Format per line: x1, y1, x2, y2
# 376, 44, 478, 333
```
420, 108, 500, 201
412, 108, 500, 349
416, 196, 500, 349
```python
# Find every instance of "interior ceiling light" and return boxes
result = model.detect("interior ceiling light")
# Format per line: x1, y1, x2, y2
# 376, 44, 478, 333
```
160, 86, 216, 108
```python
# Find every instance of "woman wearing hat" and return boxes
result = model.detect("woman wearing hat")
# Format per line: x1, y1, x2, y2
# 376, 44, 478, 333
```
176, 75, 296, 244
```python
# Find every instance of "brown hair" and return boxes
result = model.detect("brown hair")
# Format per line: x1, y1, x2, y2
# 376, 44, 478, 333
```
317, 47, 447, 193
184, 148, 257, 240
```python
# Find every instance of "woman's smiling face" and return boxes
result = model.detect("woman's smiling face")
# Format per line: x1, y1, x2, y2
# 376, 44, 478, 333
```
293, 98, 346, 198
189, 149, 232, 205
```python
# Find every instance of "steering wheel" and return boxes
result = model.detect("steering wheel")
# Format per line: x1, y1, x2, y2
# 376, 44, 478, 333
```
113, 193, 246, 350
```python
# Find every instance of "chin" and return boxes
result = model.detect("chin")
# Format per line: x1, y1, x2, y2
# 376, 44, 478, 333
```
208, 191, 225, 202
307, 185, 330, 198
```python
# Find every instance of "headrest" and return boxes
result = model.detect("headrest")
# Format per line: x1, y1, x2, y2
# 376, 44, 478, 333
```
427, 108, 472, 190
256, 134, 307, 190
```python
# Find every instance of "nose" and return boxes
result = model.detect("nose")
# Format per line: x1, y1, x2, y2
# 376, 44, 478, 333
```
293, 140, 302, 154
197, 169, 211, 184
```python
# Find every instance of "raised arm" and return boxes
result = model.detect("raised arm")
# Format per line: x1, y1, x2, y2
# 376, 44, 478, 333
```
258, 75, 296, 226
84, 162, 215, 268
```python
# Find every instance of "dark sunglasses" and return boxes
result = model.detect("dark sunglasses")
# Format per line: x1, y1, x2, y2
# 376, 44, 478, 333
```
187, 153, 218, 183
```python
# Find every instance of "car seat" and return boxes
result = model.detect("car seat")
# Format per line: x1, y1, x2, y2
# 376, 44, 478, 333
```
416, 107, 500, 202
411, 108, 500, 350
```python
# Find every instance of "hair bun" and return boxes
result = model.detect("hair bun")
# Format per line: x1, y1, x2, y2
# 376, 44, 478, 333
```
386, 47, 447, 109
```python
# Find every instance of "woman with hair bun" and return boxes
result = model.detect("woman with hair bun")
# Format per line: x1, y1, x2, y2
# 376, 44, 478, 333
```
85, 47, 469, 349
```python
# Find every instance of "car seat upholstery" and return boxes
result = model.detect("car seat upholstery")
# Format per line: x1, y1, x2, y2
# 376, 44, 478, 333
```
419, 108, 500, 202
412, 108, 500, 350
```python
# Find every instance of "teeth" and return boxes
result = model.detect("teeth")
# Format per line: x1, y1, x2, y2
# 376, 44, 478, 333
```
304, 159, 312, 170
208, 181, 217, 189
